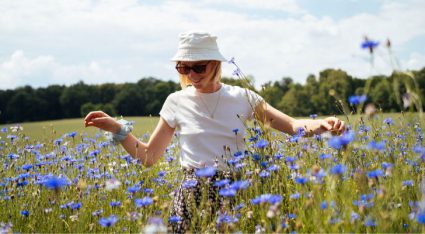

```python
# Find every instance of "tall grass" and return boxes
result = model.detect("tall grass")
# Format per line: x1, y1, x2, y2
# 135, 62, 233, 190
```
0, 112, 424, 233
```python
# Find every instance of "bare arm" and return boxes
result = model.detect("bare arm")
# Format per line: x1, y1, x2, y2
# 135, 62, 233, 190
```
120, 117, 175, 167
84, 111, 175, 167
255, 102, 345, 136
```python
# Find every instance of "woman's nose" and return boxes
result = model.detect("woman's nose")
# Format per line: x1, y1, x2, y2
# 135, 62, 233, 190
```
188, 69, 197, 78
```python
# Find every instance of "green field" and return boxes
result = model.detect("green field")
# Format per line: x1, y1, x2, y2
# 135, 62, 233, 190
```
1, 112, 424, 232
0, 117, 159, 141
1, 112, 422, 141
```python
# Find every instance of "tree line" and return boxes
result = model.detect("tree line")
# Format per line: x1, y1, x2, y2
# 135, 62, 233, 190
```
1, 67, 424, 124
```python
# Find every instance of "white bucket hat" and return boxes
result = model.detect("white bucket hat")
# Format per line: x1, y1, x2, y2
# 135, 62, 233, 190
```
171, 31, 227, 62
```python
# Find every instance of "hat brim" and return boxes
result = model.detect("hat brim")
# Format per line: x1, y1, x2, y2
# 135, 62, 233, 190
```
171, 50, 227, 62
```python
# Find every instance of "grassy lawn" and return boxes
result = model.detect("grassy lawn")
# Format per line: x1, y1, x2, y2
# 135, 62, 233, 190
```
0, 117, 159, 141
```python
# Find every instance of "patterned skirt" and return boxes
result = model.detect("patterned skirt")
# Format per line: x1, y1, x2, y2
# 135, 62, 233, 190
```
169, 168, 235, 233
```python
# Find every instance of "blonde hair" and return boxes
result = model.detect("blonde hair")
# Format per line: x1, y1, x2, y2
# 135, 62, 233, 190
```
178, 61, 222, 89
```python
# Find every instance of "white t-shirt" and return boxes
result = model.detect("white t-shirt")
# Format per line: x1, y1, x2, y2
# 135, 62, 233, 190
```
159, 83, 264, 170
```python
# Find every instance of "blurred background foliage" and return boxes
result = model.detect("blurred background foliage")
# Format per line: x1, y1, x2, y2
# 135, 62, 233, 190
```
1, 67, 424, 124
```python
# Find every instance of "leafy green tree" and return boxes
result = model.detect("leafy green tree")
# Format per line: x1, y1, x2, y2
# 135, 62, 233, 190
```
315, 69, 354, 115
60, 81, 95, 118
36, 85, 65, 120
80, 102, 97, 117
0, 89, 14, 123
278, 84, 312, 116
113, 84, 145, 116
7, 86, 47, 122
368, 77, 397, 112
259, 82, 283, 108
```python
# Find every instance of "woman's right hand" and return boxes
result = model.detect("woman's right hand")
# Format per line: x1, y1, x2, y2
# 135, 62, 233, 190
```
84, 111, 121, 133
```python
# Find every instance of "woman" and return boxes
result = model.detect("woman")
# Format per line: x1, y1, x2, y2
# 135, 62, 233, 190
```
84, 31, 346, 232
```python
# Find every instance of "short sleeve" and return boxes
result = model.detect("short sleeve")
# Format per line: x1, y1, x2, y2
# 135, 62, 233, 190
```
159, 93, 178, 128
243, 88, 265, 120
245, 88, 264, 108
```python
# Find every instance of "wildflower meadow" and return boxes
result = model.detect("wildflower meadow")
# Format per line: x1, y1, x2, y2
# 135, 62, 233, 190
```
0, 111, 424, 233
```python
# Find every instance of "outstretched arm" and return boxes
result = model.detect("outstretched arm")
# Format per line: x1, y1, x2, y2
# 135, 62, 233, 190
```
255, 102, 345, 136
120, 117, 175, 167
84, 111, 175, 167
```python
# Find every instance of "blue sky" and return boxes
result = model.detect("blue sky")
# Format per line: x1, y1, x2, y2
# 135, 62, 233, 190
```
1, 0, 424, 89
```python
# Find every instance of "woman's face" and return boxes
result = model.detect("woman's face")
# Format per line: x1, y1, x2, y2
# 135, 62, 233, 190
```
177, 61, 219, 92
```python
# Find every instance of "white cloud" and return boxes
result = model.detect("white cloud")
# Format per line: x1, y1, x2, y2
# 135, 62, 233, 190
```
0, 0, 424, 90
0, 50, 152, 89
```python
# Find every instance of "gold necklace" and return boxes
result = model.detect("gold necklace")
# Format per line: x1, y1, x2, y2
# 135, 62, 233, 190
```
198, 89, 222, 118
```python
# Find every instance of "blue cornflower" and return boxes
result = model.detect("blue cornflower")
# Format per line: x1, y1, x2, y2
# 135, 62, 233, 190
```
54, 138, 63, 145
235, 162, 246, 168
348, 95, 367, 105
217, 213, 238, 224
7, 135, 17, 141
402, 180, 414, 187
99, 215, 118, 227
361, 39, 379, 52
310, 114, 318, 119
233, 203, 245, 211
166, 155, 175, 162
143, 188, 154, 194
67, 132, 77, 138
367, 169, 384, 178
267, 164, 280, 172
232, 128, 239, 134
290, 193, 300, 199
22, 164, 33, 171
417, 210, 425, 224
168, 216, 182, 223
320, 201, 328, 209
232, 68, 241, 77
364, 218, 376, 227
383, 118, 393, 125
89, 150, 100, 157
92, 209, 103, 216
158, 171, 167, 177
17, 180, 28, 187
251, 194, 282, 205
1, 127, 7, 133
259, 171, 270, 178
274, 153, 283, 160
21, 210, 29, 217
328, 131, 355, 150
182, 180, 197, 188
285, 156, 297, 164
127, 185, 141, 193
8, 153, 19, 160
43, 176, 69, 190
227, 57, 235, 64
255, 139, 268, 149
195, 167, 216, 178
368, 140, 386, 151
295, 177, 308, 185
71, 202, 82, 210
110, 201, 122, 207
229, 180, 250, 190
135, 197, 153, 207
329, 164, 346, 176
319, 153, 332, 160
288, 213, 297, 219
219, 188, 237, 197
381, 162, 393, 170
351, 211, 360, 223
214, 179, 230, 187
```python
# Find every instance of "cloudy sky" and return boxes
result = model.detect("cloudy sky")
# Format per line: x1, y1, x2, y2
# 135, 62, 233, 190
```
1, 0, 424, 90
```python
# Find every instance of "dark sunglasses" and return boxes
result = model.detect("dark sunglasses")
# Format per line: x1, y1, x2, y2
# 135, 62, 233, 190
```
175, 62, 210, 75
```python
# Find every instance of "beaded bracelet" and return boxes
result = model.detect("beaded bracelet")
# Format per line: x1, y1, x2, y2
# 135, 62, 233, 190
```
105, 119, 134, 144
